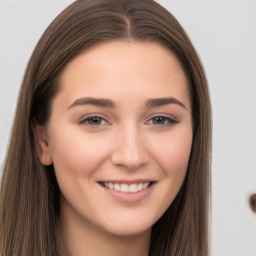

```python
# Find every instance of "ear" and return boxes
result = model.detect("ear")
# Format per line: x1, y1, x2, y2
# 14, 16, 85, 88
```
33, 124, 53, 166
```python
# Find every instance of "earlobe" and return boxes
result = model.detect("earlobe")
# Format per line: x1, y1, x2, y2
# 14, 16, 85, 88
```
33, 124, 53, 166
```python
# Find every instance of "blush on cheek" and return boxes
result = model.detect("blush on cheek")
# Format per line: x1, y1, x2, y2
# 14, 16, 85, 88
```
51, 138, 110, 179
173, 143, 191, 168
158, 140, 192, 174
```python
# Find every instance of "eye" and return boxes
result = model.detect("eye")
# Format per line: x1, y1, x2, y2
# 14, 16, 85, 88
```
146, 115, 178, 126
79, 116, 108, 126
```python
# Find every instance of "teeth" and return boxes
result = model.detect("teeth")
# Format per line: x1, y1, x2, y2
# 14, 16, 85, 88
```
103, 182, 150, 193
129, 184, 138, 192
137, 183, 143, 191
114, 183, 120, 190
143, 183, 148, 189
120, 184, 129, 192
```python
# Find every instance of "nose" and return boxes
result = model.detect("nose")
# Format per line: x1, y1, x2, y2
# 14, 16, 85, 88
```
111, 126, 149, 170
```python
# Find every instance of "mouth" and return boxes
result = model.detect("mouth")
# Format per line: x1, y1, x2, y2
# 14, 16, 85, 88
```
97, 181, 155, 193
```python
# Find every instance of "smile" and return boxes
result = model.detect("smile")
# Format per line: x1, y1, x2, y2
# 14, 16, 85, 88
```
97, 180, 156, 203
100, 182, 151, 193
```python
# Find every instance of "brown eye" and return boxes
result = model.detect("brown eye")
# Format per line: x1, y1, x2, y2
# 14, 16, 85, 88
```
152, 117, 167, 124
147, 116, 178, 126
80, 116, 107, 126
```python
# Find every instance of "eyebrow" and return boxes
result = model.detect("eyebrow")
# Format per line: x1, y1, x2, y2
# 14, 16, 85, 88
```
145, 97, 187, 109
67, 96, 187, 110
67, 97, 116, 109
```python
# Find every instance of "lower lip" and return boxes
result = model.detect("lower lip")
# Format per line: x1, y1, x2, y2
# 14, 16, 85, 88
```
99, 183, 155, 203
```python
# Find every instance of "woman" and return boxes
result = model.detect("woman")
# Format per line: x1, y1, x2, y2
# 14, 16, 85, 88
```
0, 0, 211, 255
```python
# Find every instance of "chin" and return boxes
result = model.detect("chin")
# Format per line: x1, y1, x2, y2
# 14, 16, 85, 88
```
98, 216, 155, 238
104, 225, 151, 238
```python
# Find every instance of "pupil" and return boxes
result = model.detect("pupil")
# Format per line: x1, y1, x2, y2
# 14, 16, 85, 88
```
154, 117, 164, 124
91, 117, 101, 124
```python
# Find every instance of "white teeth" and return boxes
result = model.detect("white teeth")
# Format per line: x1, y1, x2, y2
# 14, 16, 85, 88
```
103, 182, 150, 193
143, 183, 148, 189
137, 183, 143, 191
129, 184, 138, 192
114, 183, 120, 190
120, 184, 129, 192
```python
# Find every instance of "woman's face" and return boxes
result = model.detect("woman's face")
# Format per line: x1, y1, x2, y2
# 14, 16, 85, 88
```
38, 41, 193, 237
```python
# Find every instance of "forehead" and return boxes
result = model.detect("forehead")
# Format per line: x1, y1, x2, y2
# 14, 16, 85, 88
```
61, 40, 186, 80
57, 40, 190, 109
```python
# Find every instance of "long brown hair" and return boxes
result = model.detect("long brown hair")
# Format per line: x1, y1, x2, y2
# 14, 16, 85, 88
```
0, 0, 212, 255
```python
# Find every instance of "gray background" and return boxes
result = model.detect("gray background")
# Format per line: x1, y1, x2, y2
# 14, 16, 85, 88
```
0, 0, 256, 255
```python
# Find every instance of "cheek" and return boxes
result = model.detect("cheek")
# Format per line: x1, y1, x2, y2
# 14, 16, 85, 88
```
150, 130, 192, 214
48, 129, 112, 178
48, 131, 113, 212
151, 128, 193, 176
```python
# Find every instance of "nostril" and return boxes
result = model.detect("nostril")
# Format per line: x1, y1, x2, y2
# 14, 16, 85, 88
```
111, 148, 149, 170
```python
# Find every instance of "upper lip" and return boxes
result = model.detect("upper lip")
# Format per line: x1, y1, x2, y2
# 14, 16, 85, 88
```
97, 179, 156, 185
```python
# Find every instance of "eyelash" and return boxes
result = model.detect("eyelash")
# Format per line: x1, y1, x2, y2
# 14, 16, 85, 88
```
145, 115, 178, 126
79, 114, 178, 127
79, 115, 108, 126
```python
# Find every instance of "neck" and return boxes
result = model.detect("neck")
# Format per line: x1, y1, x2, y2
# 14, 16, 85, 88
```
59, 199, 151, 256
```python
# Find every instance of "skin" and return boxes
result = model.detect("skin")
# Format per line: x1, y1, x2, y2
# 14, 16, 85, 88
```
36, 41, 193, 256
